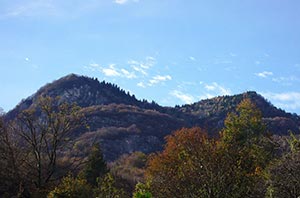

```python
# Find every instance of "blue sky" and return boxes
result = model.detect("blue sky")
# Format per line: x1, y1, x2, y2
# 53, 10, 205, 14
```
0, 0, 300, 114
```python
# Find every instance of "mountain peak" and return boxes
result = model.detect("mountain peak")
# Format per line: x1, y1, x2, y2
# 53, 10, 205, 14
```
5, 74, 146, 119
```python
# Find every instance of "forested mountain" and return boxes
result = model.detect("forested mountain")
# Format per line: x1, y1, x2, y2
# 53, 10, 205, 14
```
5, 74, 300, 161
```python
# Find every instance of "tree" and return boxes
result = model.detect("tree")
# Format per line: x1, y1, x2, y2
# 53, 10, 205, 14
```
221, 98, 265, 147
0, 115, 26, 197
266, 133, 300, 198
145, 99, 273, 198
82, 143, 108, 186
13, 96, 86, 190
132, 182, 152, 198
95, 173, 126, 198
146, 127, 229, 198
219, 98, 273, 197
266, 152, 300, 198
47, 174, 93, 198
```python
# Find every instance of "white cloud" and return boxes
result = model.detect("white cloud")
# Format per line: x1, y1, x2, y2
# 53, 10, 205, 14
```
149, 75, 172, 86
255, 61, 261, 65
204, 85, 216, 91
128, 57, 155, 76
120, 68, 136, 79
137, 82, 146, 88
255, 71, 273, 78
170, 90, 195, 104
102, 64, 121, 77
85, 63, 136, 79
272, 76, 299, 85
203, 82, 231, 96
189, 56, 196, 61
260, 92, 300, 112
4, 0, 57, 18
25, 57, 30, 61
115, 0, 128, 4
114, 0, 140, 4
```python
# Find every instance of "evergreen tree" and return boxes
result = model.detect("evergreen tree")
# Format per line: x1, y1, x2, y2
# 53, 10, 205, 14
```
83, 143, 108, 186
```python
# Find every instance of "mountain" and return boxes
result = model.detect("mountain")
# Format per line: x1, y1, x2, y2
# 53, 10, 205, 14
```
5, 74, 160, 120
5, 74, 300, 161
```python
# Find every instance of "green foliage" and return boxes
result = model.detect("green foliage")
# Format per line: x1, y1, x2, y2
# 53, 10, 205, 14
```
145, 99, 273, 198
95, 173, 126, 198
132, 182, 152, 198
287, 131, 300, 153
47, 174, 93, 198
219, 98, 272, 196
221, 98, 265, 147
83, 143, 108, 186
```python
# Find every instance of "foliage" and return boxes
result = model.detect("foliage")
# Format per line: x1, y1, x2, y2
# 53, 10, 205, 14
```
266, 133, 300, 198
110, 152, 147, 186
219, 98, 272, 196
287, 131, 300, 153
145, 99, 273, 197
47, 174, 93, 198
221, 98, 265, 146
82, 143, 108, 186
132, 182, 152, 198
95, 173, 126, 198
146, 127, 225, 197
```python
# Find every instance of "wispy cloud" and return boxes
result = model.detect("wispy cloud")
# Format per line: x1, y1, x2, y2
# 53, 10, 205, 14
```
261, 92, 300, 112
3, 0, 57, 18
137, 82, 146, 88
2, 1, 112, 19
204, 82, 231, 95
197, 82, 231, 100
114, 0, 140, 5
255, 71, 273, 78
170, 90, 195, 104
189, 56, 196, 61
128, 56, 155, 76
272, 76, 300, 85
85, 63, 136, 79
102, 64, 121, 77
148, 75, 172, 86
204, 84, 216, 91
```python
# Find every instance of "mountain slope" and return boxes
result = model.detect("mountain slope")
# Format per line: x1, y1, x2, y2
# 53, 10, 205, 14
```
6, 74, 160, 120
5, 74, 300, 160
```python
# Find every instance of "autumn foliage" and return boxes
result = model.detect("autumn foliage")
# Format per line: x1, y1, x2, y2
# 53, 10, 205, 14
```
145, 99, 273, 197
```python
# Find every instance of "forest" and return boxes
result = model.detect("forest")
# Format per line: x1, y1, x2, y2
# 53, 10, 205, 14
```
0, 97, 300, 198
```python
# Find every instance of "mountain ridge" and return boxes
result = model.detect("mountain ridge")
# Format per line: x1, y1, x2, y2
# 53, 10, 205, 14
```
4, 74, 300, 160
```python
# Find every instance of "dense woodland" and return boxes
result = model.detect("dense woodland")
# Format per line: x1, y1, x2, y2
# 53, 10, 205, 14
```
1, 75, 300, 197
1, 96, 300, 198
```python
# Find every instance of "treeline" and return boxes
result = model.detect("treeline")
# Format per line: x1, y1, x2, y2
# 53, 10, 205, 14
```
1, 97, 300, 197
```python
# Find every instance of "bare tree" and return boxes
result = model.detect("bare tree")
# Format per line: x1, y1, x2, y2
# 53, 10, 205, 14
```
0, 114, 26, 196
13, 96, 86, 190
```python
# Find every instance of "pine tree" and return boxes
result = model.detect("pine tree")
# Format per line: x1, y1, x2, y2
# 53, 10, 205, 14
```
83, 143, 108, 186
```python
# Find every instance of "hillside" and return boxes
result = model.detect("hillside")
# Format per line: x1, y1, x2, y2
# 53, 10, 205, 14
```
5, 74, 300, 160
